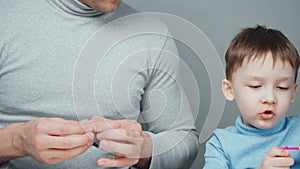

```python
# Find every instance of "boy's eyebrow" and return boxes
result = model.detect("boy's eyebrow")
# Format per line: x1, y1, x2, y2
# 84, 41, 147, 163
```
244, 76, 264, 81
244, 76, 294, 82
276, 77, 294, 82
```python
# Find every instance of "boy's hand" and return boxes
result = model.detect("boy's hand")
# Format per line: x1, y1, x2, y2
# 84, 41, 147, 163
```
258, 147, 294, 169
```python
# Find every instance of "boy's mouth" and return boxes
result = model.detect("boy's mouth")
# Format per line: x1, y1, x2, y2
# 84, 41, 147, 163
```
259, 110, 275, 120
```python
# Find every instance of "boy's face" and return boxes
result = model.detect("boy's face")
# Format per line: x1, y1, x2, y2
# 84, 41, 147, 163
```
222, 52, 298, 129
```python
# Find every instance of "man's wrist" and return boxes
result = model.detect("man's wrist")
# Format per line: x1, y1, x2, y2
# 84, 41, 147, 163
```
8, 123, 26, 157
134, 157, 151, 169
0, 123, 25, 163
135, 132, 153, 169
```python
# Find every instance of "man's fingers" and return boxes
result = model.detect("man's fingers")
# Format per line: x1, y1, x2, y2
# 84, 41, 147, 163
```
91, 118, 142, 134
97, 128, 142, 143
113, 120, 142, 131
91, 116, 106, 121
41, 143, 92, 163
40, 118, 86, 135
79, 119, 93, 132
91, 121, 120, 133
97, 157, 139, 167
99, 140, 140, 158
44, 132, 94, 149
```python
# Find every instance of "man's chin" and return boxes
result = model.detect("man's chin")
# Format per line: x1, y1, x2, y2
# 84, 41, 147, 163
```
97, 1, 121, 13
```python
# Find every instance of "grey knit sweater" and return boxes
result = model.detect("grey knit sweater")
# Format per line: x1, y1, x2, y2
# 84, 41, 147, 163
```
0, 0, 198, 168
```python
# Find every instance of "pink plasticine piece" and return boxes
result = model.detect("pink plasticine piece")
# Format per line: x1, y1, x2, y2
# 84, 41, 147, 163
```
279, 146, 300, 150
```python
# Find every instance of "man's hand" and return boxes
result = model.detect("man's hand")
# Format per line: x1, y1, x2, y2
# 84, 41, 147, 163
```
91, 116, 153, 169
16, 118, 94, 164
258, 147, 294, 169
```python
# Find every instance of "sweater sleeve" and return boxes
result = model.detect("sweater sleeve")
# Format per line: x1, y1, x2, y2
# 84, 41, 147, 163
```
138, 34, 199, 169
203, 133, 230, 169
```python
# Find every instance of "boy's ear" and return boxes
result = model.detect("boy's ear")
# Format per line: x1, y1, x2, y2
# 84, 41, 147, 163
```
291, 83, 298, 103
222, 79, 235, 101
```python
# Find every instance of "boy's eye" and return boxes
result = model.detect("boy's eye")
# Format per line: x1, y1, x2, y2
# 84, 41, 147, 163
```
248, 85, 261, 89
277, 86, 290, 90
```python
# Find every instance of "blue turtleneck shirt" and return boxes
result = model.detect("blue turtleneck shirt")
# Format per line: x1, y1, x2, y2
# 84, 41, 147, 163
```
204, 115, 300, 169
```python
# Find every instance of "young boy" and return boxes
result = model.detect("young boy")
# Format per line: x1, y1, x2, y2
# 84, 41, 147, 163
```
204, 25, 300, 169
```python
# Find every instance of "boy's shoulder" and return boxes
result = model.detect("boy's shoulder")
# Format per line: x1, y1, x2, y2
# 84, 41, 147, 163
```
207, 124, 239, 143
206, 124, 241, 148
286, 114, 300, 125
213, 125, 238, 138
213, 117, 241, 136
287, 114, 300, 120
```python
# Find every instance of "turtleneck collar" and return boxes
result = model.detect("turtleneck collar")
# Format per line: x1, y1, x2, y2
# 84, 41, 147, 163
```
46, 0, 103, 17
236, 116, 287, 136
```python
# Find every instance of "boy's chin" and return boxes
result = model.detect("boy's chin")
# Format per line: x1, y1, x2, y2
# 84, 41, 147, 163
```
250, 121, 278, 129
243, 118, 278, 129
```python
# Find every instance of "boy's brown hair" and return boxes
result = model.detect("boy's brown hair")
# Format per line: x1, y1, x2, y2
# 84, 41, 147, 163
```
225, 25, 300, 81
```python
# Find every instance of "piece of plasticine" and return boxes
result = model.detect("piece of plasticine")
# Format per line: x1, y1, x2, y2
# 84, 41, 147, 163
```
278, 146, 300, 150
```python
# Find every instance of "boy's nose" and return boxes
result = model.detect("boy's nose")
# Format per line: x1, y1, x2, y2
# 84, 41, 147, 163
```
260, 90, 277, 104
